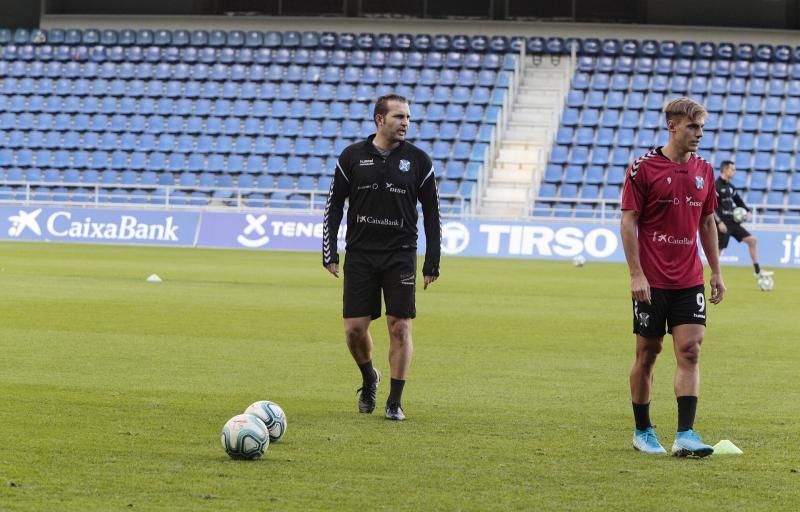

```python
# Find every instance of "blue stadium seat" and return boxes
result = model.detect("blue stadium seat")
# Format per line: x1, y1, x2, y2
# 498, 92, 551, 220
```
611, 148, 631, 167
556, 127, 574, 145
732, 152, 753, 171
550, 146, 568, 165
585, 91, 604, 108
736, 132, 756, 151
717, 131, 735, 150
570, 147, 589, 166
590, 146, 610, 166
581, 166, 602, 185
753, 152, 772, 171
580, 109, 599, 127
591, 73, 610, 91
641, 111, 660, 129
609, 74, 629, 92
770, 172, 789, 192
573, 127, 593, 146
572, 73, 590, 91
564, 165, 584, 184
625, 92, 644, 110
620, 110, 640, 129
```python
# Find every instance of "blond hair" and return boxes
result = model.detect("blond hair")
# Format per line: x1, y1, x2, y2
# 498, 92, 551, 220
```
663, 97, 707, 123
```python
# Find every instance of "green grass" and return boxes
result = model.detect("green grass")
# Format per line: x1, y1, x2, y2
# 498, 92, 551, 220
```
1, 242, 798, 511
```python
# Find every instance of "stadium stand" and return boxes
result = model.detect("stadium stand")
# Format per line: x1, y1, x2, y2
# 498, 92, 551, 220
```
0, 27, 798, 222
0, 28, 513, 214
550, 38, 799, 223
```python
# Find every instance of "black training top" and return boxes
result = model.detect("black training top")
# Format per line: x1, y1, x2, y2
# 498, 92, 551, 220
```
714, 176, 748, 221
322, 134, 441, 277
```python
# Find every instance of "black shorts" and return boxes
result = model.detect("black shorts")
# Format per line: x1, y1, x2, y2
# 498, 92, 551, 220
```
343, 250, 416, 320
718, 219, 751, 250
632, 285, 706, 338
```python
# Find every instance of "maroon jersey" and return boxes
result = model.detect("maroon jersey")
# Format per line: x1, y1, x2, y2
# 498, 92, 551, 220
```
621, 147, 717, 289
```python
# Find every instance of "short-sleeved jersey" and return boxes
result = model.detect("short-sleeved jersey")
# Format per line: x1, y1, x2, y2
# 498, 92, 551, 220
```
621, 147, 717, 289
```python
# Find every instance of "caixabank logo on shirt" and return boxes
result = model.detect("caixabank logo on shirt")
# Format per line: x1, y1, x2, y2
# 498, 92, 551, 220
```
356, 215, 403, 227
651, 231, 695, 245
3, 207, 191, 244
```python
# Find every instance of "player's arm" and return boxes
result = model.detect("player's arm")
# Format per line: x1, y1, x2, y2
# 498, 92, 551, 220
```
322, 159, 349, 277
713, 189, 725, 227
732, 190, 748, 211
620, 209, 651, 305
419, 164, 441, 290
714, 206, 727, 234
699, 213, 725, 304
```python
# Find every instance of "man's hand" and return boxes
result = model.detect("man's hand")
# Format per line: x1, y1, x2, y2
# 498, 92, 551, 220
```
631, 272, 651, 305
709, 272, 726, 304
717, 222, 728, 234
325, 263, 339, 278
423, 274, 438, 290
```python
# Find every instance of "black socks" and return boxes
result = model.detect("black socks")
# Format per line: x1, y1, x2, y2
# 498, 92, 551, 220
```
635, 397, 698, 432
632, 402, 652, 431
357, 360, 375, 384
677, 396, 698, 432
387, 378, 405, 405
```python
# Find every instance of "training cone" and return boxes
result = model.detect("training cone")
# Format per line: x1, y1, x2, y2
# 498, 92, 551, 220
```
712, 440, 743, 455
146, 274, 162, 283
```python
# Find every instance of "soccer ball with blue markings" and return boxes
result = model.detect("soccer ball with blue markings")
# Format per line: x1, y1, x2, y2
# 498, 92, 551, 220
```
245, 401, 287, 443
220, 413, 269, 460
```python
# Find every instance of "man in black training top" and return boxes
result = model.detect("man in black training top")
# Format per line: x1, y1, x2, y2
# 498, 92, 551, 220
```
322, 94, 441, 421
715, 160, 773, 281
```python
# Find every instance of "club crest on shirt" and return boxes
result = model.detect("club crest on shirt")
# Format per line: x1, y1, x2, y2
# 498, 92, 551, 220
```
399, 159, 411, 172
695, 176, 704, 189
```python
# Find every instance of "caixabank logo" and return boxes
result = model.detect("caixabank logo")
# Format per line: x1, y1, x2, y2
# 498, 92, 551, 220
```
3, 207, 194, 245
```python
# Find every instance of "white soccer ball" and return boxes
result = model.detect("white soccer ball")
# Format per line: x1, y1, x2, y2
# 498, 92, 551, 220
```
220, 413, 269, 460
733, 207, 748, 224
573, 255, 586, 267
758, 274, 774, 291
245, 401, 287, 442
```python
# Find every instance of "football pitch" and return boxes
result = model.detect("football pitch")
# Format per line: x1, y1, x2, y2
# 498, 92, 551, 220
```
1, 241, 798, 511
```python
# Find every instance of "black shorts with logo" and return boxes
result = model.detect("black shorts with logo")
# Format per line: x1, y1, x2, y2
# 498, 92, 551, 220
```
718, 218, 752, 250
632, 285, 706, 337
343, 250, 416, 320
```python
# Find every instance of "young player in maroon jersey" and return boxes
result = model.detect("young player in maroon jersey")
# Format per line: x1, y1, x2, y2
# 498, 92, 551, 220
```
620, 97, 726, 457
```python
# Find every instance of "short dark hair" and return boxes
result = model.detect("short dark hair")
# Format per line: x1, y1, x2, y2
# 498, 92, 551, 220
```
373, 94, 408, 126
720, 160, 734, 170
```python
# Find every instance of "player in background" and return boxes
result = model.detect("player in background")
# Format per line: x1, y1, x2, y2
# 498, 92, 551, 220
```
714, 160, 774, 281
620, 97, 726, 457
322, 94, 441, 421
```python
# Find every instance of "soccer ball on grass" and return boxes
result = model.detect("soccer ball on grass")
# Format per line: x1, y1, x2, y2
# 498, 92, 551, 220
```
573, 255, 586, 267
758, 274, 774, 291
245, 401, 287, 442
732, 207, 748, 223
220, 413, 269, 460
